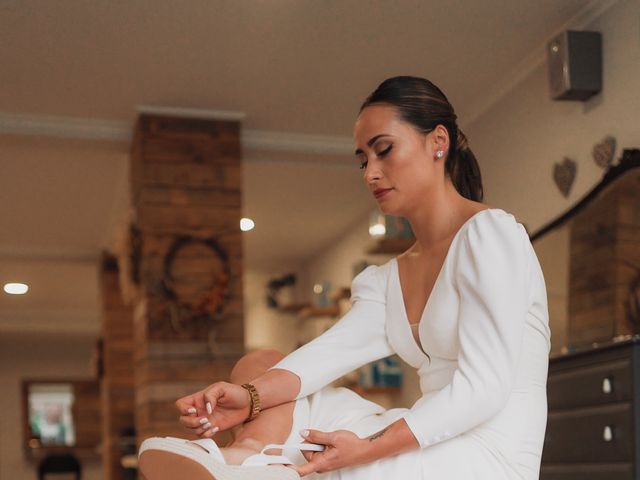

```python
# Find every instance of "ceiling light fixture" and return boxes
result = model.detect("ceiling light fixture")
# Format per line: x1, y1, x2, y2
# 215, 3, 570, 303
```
3, 282, 29, 295
240, 218, 255, 232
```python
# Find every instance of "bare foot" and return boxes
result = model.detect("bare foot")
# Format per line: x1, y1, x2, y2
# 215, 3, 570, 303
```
220, 438, 265, 465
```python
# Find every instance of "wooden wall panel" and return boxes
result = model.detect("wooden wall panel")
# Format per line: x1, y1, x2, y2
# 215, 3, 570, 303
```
568, 170, 640, 348
129, 113, 245, 450
99, 254, 135, 480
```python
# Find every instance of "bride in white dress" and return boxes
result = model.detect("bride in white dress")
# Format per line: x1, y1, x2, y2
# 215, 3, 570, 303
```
139, 76, 551, 480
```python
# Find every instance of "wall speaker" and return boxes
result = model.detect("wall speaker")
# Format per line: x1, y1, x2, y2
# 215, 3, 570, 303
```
547, 30, 602, 101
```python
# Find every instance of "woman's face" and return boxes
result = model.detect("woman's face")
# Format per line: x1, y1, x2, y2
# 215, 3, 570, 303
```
353, 103, 446, 217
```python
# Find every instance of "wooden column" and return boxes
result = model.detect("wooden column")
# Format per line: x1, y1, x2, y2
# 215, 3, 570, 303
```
99, 253, 135, 480
129, 113, 244, 445
568, 169, 640, 347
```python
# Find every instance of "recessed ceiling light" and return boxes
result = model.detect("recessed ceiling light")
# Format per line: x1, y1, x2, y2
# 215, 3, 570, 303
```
369, 223, 386, 237
240, 217, 255, 232
3, 283, 29, 295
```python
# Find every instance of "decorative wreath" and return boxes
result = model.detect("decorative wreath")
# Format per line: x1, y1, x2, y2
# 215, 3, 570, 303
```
160, 235, 233, 324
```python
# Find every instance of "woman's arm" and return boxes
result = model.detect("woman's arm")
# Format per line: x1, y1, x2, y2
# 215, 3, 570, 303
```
176, 263, 394, 435
401, 212, 534, 447
291, 418, 419, 477
175, 369, 302, 436
268, 264, 395, 399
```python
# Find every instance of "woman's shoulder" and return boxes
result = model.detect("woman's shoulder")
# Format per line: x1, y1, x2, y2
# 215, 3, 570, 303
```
460, 207, 528, 245
453, 207, 531, 271
349, 260, 394, 303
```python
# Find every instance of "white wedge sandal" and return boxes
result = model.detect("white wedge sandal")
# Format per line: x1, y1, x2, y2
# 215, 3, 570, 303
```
138, 436, 325, 480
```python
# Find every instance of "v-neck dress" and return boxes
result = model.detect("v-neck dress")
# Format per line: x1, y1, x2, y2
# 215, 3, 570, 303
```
270, 208, 551, 480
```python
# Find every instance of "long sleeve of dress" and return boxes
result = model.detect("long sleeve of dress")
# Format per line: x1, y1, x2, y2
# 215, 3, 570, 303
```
401, 213, 532, 448
269, 264, 395, 399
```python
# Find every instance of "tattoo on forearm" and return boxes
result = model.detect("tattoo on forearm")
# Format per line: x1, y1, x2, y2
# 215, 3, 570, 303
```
368, 426, 390, 442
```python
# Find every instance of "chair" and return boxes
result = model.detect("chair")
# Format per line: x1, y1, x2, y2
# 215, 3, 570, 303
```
37, 453, 81, 480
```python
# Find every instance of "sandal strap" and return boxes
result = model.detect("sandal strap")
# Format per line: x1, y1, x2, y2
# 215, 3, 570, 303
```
240, 442, 325, 467
262, 442, 326, 454
187, 438, 226, 464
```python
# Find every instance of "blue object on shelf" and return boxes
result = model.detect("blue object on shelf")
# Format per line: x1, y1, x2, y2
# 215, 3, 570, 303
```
359, 355, 403, 388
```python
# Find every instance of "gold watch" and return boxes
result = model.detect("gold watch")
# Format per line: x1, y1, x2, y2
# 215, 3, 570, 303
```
241, 383, 261, 422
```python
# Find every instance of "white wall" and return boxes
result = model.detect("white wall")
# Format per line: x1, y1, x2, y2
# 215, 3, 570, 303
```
244, 262, 308, 355
464, 0, 639, 353
304, 211, 380, 291
0, 333, 101, 480
466, 0, 639, 229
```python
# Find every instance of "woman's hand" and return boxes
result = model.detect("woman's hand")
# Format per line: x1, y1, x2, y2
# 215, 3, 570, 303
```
288, 429, 372, 477
175, 381, 251, 437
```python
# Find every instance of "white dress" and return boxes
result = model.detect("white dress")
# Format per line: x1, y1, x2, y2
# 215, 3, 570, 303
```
270, 208, 551, 480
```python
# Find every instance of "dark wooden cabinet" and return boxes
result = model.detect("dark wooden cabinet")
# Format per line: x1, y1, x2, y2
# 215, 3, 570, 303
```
541, 337, 640, 479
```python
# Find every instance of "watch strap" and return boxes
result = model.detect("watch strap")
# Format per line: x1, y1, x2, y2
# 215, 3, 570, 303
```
241, 383, 261, 422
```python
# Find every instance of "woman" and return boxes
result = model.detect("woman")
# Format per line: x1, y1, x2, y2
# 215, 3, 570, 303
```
139, 76, 551, 479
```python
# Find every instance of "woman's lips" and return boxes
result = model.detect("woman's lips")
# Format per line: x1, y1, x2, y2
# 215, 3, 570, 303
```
374, 188, 393, 199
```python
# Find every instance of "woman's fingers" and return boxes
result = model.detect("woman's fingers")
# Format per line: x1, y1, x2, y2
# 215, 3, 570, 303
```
176, 382, 244, 435
203, 385, 225, 414
176, 392, 206, 417
289, 453, 329, 477
175, 384, 220, 417
293, 430, 331, 476
178, 415, 220, 436
179, 414, 211, 429
301, 429, 334, 446
175, 397, 196, 416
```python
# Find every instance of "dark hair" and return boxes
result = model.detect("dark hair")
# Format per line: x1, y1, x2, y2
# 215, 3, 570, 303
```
359, 76, 483, 202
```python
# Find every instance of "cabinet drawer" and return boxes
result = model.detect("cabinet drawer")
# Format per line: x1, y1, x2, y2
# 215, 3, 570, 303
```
542, 402, 634, 463
540, 463, 633, 480
547, 358, 633, 410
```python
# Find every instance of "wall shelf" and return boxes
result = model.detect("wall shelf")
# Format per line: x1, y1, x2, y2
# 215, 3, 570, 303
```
297, 305, 340, 319
277, 302, 312, 314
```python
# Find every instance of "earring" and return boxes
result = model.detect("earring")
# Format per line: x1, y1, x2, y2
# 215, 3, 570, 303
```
436, 150, 444, 158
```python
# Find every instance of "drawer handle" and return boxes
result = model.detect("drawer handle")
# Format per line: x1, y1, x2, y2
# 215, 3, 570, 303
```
603, 425, 614, 442
602, 377, 613, 394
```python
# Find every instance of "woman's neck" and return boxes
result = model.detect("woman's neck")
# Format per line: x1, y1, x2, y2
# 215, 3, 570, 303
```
404, 180, 467, 249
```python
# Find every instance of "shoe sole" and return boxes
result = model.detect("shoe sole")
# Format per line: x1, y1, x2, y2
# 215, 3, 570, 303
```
138, 439, 300, 480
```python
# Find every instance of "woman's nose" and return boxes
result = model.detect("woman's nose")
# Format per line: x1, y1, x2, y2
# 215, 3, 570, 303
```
363, 162, 382, 183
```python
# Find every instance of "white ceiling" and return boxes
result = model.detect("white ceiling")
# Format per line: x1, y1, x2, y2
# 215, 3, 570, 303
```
0, 0, 613, 335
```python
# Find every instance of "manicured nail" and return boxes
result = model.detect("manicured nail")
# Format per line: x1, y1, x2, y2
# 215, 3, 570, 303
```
299, 429, 309, 438
199, 418, 209, 425
203, 422, 212, 430
187, 407, 197, 415
211, 426, 220, 434
206, 402, 212, 414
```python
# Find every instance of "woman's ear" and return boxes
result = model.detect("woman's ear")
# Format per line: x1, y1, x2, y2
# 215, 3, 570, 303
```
433, 124, 449, 154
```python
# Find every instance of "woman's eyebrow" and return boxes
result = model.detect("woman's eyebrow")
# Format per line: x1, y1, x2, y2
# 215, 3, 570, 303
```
354, 133, 390, 155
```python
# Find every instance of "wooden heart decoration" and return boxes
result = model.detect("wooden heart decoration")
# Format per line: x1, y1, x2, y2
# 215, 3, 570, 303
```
592, 136, 616, 169
553, 157, 577, 198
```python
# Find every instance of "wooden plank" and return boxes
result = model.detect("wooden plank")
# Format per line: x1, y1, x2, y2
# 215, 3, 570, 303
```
570, 288, 615, 313
135, 163, 241, 190
141, 137, 240, 164
138, 186, 242, 207
136, 359, 235, 385
138, 115, 240, 140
